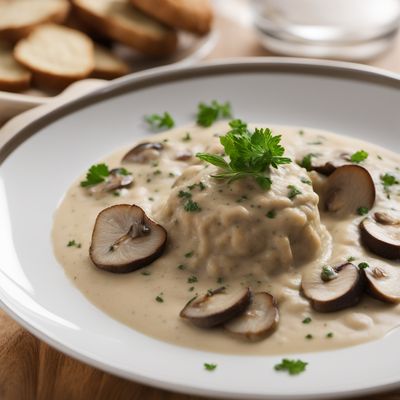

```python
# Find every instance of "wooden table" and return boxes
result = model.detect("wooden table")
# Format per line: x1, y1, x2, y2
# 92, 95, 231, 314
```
1, 13, 400, 400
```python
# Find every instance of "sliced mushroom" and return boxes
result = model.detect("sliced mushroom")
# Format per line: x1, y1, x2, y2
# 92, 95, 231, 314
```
122, 142, 163, 164
224, 292, 279, 341
365, 264, 400, 303
89, 204, 167, 273
374, 211, 400, 225
180, 287, 251, 328
89, 168, 133, 194
175, 150, 193, 161
325, 165, 375, 216
301, 263, 365, 312
302, 152, 350, 176
360, 217, 400, 259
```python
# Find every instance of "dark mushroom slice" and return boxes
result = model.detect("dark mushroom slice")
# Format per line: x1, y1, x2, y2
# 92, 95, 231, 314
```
360, 217, 400, 259
365, 264, 400, 304
89, 168, 133, 194
122, 142, 163, 164
89, 204, 167, 273
325, 165, 375, 216
175, 150, 193, 161
224, 292, 279, 341
301, 263, 365, 312
180, 287, 251, 328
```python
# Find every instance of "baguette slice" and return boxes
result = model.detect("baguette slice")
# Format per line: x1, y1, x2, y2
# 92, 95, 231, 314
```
14, 24, 94, 91
130, 0, 213, 35
72, 0, 177, 57
0, 0, 70, 43
0, 43, 31, 92
92, 44, 130, 79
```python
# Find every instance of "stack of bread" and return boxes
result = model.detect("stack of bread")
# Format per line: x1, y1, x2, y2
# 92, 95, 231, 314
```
0, 0, 213, 92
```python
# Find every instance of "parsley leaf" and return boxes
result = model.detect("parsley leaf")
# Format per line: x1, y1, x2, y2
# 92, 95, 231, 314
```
80, 163, 110, 187
302, 317, 312, 324
357, 206, 369, 216
196, 120, 291, 190
274, 359, 308, 375
67, 240, 81, 248
287, 185, 302, 199
350, 150, 368, 163
380, 173, 399, 198
358, 262, 369, 270
204, 363, 217, 371
300, 153, 316, 171
197, 100, 232, 127
184, 199, 201, 212
145, 112, 174, 130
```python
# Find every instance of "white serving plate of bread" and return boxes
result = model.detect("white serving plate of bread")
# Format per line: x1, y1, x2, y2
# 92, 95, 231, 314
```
0, 0, 216, 124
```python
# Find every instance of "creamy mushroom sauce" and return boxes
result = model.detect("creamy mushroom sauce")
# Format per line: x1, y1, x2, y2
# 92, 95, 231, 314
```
52, 122, 400, 355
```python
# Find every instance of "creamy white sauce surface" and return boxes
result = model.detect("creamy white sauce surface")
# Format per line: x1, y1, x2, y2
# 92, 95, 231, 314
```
52, 122, 400, 355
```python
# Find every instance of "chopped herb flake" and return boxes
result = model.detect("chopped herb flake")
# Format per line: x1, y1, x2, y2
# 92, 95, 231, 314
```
185, 251, 194, 258
80, 163, 109, 187
321, 266, 338, 282
197, 100, 232, 127
266, 210, 276, 219
347, 256, 356, 262
300, 153, 317, 171
301, 177, 312, 185
288, 185, 302, 199
274, 359, 308, 375
184, 199, 202, 212
204, 363, 217, 371
305, 334, 313, 340
326, 332, 334, 338
350, 150, 368, 163
145, 112, 174, 130
67, 240, 81, 248
188, 275, 198, 284
141, 271, 151, 276
177, 264, 186, 270
302, 317, 312, 324
358, 262, 369, 270
155, 295, 164, 303
357, 206, 369, 216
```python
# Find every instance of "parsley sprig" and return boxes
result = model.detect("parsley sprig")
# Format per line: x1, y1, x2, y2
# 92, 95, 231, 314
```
80, 164, 130, 187
145, 112, 174, 130
196, 120, 291, 190
197, 100, 232, 127
350, 150, 368, 163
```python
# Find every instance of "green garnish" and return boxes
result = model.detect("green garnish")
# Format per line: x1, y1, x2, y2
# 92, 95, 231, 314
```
266, 210, 276, 219
188, 286, 195, 292
67, 240, 81, 248
196, 100, 232, 127
80, 163, 110, 187
321, 266, 338, 282
155, 295, 164, 303
184, 199, 202, 212
185, 251, 194, 258
350, 150, 368, 163
301, 177, 312, 185
145, 112, 174, 130
358, 262, 369, 270
141, 271, 151, 276
326, 332, 334, 338
357, 206, 369, 216
188, 276, 198, 284
177, 264, 186, 270
381, 173, 399, 198
288, 185, 302, 199
305, 334, 313, 340
302, 317, 312, 324
347, 256, 356, 262
204, 363, 217, 371
196, 120, 291, 190
182, 132, 192, 141
274, 359, 308, 375
298, 130, 305, 136
300, 153, 317, 171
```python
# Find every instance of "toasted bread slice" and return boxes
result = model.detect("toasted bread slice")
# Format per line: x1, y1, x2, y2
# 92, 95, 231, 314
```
14, 24, 94, 91
0, 0, 70, 43
72, 0, 177, 57
0, 43, 31, 92
130, 0, 213, 35
92, 44, 130, 79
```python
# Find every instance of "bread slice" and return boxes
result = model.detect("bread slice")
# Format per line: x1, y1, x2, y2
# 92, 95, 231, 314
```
0, 0, 70, 43
92, 44, 130, 79
130, 0, 213, 35
0, 43, 31, 92
72, 0, 177, 57
14, 24, 94, 91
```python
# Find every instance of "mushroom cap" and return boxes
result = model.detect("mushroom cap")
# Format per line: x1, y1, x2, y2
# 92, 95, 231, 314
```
365, 264, 400, 304
89, 204, 167, 273
325, 165, 375, 216
301, 263, 365, 312
122, 142, 163, 164
224, 292, 279, 341
179, 287, 251, 328
360, 217, 400, 259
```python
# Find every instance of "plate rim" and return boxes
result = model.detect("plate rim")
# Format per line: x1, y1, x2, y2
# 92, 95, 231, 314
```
1, 57, 400, 400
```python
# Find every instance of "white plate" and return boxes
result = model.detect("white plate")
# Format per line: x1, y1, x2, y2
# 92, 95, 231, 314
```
0, 59, 400, 400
